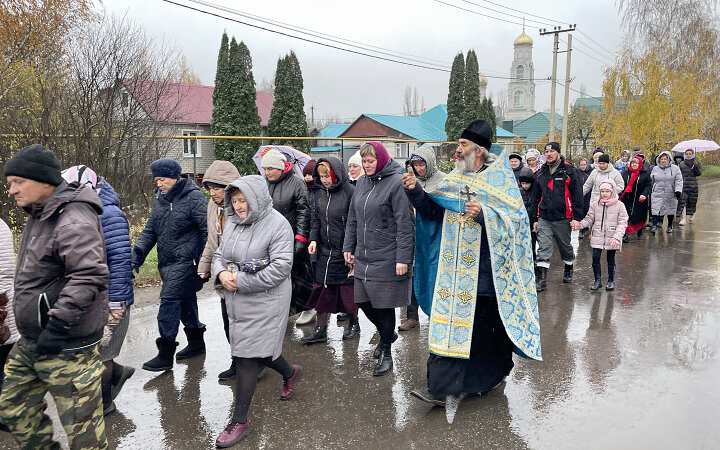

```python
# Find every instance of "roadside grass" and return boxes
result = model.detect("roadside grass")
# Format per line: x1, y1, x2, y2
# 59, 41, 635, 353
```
133, 247, 161, 287
699, 164, 720, 179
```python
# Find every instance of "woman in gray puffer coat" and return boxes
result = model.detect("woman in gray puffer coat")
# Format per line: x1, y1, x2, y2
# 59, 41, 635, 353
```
211, 175, 302, 447
650, 151, 683, 234
343, 142, 415, 377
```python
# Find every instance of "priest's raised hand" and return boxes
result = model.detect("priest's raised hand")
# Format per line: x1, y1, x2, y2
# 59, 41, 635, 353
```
401, 171, 417, 190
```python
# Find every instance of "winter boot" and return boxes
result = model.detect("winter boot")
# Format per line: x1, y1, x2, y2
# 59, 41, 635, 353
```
374, 333, 398, 359
606, 265, 616, 291
218, 359, 236, 381
110, 365, 135, 400
650, 218, 658, 234
666, 225, 673, 234
688, 214, 694, 224
622, 233, 629, 243
143, 338, 178, 372
373, 344, 393, 377
301, 325, 328, 344
637, 229, 643, 239
176, 327, 206, 360
342, 318, 360, 340
678, 216, 686, 226
336, 313, 351, 322
536, 267, 547, 292
590, 263, 602, 291
562, 264, 574, 283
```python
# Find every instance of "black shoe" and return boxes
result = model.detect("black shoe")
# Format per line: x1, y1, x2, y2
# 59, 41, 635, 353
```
650, 225, 657, 234
176, 327, 206, 360
666, 225, 673, 234
410, 388, 446, 407
373, 333, 398, 359
563, 264, 573, 283
342, 320, 360, 340
622, 234, 629, 243
336, 313, 351, 322
637, 230, 643, 239
536, 267, 547, 292
606, 265, 616, 291
103, 401, 116, 417
110, 366, 135, 400
218, 360, 236, 381
302, 325, 328, 344
373, 344, 393, 377
142, 338, 178, 372
590, 263, 602, 291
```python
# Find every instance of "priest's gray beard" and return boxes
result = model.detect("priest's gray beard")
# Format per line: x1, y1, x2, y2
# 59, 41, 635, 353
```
455, 150, 477, 173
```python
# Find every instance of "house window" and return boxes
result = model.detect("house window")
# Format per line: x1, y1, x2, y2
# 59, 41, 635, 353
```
514, 90, 524, 107
121, 92, 129, 107
182, 131, 201, 158
516, 65, 524, 80
397, 142, 409, 158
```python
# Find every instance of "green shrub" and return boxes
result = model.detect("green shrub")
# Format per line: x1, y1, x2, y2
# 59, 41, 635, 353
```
699, 164, 720, 179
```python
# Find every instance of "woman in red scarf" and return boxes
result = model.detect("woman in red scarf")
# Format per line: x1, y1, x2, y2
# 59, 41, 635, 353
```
620, 155, 652, 241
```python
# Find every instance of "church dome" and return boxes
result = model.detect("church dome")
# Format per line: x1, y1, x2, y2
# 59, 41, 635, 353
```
514, 29, 533, 46
478, 72, 488, 87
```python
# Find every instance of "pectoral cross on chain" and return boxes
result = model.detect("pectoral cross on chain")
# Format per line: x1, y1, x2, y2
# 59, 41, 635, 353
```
458, 184, 477, 227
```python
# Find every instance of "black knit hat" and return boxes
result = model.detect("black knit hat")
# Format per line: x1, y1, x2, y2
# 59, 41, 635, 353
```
508, 152, 522, 161
545, 141, 561, 153
150, 158, 182, 179
598, 153, 611, 164
460, 120, 493, 150
3, 144, 63, 186
519, 175, 534, 183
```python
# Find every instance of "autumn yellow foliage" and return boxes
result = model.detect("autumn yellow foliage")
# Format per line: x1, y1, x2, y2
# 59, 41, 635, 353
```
594, 47, 718, 158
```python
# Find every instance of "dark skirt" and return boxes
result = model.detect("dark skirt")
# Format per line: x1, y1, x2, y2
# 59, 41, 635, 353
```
354, 278, 411, 309
306, 283, 357, 314
427, 296, 514, 397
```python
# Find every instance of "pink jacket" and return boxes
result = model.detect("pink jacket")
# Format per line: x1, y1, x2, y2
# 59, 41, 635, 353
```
579, 179, 629, 250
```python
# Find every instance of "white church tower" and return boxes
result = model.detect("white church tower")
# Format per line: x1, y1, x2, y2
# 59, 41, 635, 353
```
505, 29, 536, 121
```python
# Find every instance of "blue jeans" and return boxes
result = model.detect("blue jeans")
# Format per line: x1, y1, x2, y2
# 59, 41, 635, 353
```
158, 294, 205, 342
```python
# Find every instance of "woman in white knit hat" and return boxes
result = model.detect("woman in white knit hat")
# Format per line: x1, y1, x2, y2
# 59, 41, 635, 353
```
347, 151, 364, 185
261, 149, 315, 324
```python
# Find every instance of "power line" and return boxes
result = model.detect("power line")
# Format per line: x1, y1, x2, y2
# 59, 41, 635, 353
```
472, 0, 570, 26
576, 29, 617, 59
186, 0, 453, 67
573, 36, 616, 62
433, 0, 525, 26
559, 38, 611, 67
166, 0, 544, 80
455, 0, 554, 27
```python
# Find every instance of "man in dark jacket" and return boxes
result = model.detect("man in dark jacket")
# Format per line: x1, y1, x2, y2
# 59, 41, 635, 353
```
1, 145, 109, 449
531, 142, 584, 291
261, 150, 313, 321
133, 158, 208, 372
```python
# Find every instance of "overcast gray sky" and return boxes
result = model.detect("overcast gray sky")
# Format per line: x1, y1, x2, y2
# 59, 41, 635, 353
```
102, 0, 623, 123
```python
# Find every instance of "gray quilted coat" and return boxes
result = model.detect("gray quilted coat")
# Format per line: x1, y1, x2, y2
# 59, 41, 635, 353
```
212, 175, 293, 359
651, 151, 684, 216
0, 219, 19, 344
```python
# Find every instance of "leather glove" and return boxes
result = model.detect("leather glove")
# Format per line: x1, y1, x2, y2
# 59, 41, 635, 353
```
240, 257, 271, 273
35, 318, 71, 355
674, 191, 682, 200
294, 240, 307, 259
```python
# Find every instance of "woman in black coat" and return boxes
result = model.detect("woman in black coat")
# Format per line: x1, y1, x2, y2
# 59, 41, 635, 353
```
343, 142, 415, 377
677, 148, 702, 224
620, 155, 651, 240
304, 158, 358, 344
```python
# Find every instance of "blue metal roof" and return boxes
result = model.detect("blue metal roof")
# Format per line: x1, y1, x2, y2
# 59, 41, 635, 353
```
363, 104, 448, 141
310, 145, 361, 153
513, 112, 562, 143
317, 123, 350, 138
496, 126, 516, 138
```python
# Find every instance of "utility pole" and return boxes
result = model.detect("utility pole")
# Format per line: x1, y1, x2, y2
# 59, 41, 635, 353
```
310, 104, 315, 127
540, 25, 575, 153
561, 34, 572, 157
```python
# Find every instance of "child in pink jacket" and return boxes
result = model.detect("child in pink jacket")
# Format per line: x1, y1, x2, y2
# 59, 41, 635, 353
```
572, 179, 628, 291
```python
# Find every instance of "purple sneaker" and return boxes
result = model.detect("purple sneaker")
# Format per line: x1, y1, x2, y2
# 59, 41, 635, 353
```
216, 421, 251, 448
280, 365, 302, 400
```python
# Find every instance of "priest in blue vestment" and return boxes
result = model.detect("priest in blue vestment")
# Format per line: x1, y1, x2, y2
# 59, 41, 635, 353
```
402, 120, 542, 407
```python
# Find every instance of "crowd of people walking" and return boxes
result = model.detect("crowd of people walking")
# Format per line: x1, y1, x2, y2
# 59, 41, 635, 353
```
0, 123, 704, 448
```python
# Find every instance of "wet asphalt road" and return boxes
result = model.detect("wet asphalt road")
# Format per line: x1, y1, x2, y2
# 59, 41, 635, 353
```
2, 180, 720, 450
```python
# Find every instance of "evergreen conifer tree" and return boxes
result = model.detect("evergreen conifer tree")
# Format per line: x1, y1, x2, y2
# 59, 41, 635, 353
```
268, 51, 310, 152
479, 97, 497, 140
229, 40, 261, 173
445, 52, 466, 141
464, 50, 483, 126
210, 32, 233, 162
